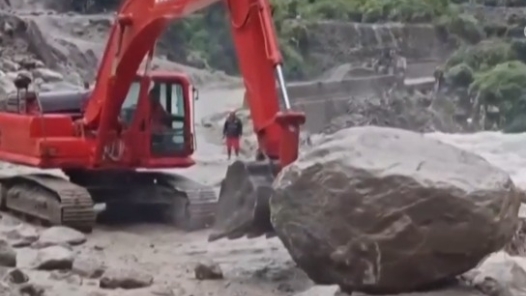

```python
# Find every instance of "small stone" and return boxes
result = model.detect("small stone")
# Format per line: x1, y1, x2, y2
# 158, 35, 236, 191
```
151, 285, 175, 296
48, 271, 83, 285
18, 59, 37, 70
11, 240, 31, 248
17, 283, 45, 296
32, 68, 63, 82
467, 251, 526, 296
4, 268, 29, 284
0, 76, 15, 96
99, 268, 153, 289
49, 270, 72, 280
36, 226, 86, 247
87, 292, 107, 296
0, 239, 16, 267
294, 285, 341, 296
32, 245, 74, 270
4, 72, 17, 81
66, 274, 83, 285
194, 261, 223, 280
0, 59, 18, 71
2, 224, 39, 248
72, 257, 105, 278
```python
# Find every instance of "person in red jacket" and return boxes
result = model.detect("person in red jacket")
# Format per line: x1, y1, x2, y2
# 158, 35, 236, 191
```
223, 110, 243, 160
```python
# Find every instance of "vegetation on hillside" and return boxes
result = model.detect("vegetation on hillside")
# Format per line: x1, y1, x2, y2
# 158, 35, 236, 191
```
443, 39, 526, 131
64, 0, 526, 132
65, 0, 493, 79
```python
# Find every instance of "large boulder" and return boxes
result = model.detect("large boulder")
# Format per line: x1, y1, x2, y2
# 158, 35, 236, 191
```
270, 126, 521, 294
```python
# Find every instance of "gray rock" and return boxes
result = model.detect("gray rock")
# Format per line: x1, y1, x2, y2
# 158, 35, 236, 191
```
19, 58, 44, 70
36, 226, 86, 247
464, 251, 526, 296
4, 72, 18, 81
0, 59, 18, 72
270, 126, 521, 294
1, 224, 39, 248
294, 285, 341, 296
0, 239, 16, 267
72, 257, 105, 278
15, 248, 37, 269
194, 260, 223, 280
0, 76, 15, 96
4, 268, 29, 284
49, 270, 83, 285
39, 81, 81, 92
16, 283, 46, 296
99, 268, 153, 289
356, 286, 488, 296
32, 68, 63, 82
86, 292, 108, 296
32, 245, 74, 270
505, 204, 526, 256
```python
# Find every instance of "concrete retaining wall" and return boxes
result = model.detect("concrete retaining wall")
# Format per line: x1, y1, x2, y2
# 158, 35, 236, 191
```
286, 75, 397, 133
285, 75, 434, 133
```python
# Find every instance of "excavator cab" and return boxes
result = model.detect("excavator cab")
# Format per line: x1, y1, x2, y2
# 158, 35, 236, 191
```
118, 72, 197, 163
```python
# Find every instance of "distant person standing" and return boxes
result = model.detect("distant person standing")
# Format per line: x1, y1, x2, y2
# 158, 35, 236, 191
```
223, 110, 243, 160
434, 66, 445, 93
394, 52, 407, 78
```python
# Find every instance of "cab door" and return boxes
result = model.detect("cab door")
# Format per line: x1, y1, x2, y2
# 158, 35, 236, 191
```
148, 79, 191, 158
118, 78, 152, 164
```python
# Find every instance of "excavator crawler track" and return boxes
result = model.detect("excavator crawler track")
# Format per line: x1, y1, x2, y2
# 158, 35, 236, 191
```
153, 172, 217, 231
64, 170, 217, 231
0, 174, 96, 232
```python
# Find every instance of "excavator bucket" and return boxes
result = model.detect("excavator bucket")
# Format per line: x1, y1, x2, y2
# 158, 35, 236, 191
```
208, 160, 280, 241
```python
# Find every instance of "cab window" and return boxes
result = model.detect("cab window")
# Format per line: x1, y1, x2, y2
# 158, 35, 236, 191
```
149, 81, 187, 156
120, 81, 141, 125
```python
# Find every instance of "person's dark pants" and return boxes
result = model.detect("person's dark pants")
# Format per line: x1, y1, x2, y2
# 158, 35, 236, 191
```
226, 136, 240, 159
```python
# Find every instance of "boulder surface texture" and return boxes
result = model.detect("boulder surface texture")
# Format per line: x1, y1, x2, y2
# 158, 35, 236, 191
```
270, 126, 521, 294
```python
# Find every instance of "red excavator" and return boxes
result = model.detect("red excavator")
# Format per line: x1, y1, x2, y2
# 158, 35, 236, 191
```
0, 0, 304, 237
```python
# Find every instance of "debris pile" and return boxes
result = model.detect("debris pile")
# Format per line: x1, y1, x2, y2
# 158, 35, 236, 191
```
0, 220, 157, 295
0, 13, 87, 95
324, 90, 470, 135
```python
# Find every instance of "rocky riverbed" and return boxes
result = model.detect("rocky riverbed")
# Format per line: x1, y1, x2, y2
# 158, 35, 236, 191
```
0, 1, 526, 296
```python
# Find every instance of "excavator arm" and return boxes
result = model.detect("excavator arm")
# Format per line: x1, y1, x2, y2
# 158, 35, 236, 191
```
83, 0, 305, 168
81, 0, 305, 240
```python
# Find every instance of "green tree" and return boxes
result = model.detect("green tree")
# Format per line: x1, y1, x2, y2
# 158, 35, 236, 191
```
470, 61, 526, 128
